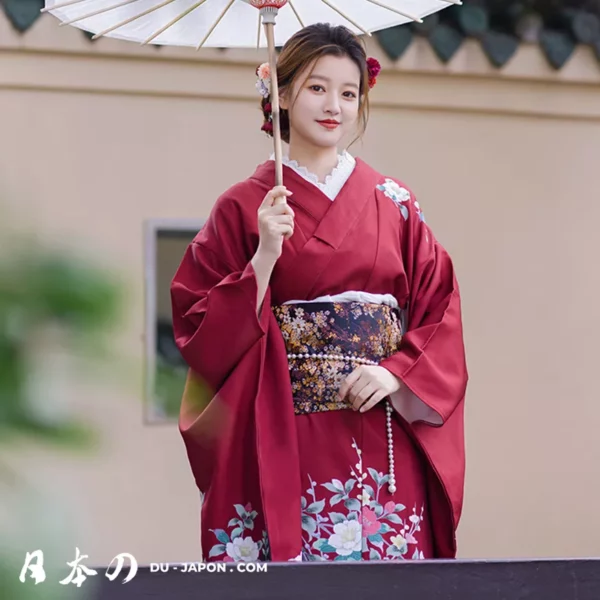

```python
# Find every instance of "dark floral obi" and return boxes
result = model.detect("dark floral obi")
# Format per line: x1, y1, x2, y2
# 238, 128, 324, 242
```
272, 302, 403, 415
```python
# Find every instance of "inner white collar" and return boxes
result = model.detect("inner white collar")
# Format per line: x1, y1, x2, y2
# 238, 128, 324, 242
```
270, 151, 356, 201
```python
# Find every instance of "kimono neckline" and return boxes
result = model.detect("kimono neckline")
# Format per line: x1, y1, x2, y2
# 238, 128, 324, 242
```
269, 151, 356, 201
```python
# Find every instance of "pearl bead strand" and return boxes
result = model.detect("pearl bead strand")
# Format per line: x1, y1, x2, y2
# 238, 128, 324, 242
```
286, 352, 378, 366
386, 400, 396, 494
286, 351, 397, 496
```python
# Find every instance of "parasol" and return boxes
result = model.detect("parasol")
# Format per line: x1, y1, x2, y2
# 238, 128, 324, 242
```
42, 0, 461, 187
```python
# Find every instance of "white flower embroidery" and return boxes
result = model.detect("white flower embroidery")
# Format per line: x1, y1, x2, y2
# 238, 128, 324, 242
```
391, 534, 408, 553
376, 178, 427, 229
226, 537, 260, 562
328, 520, 362, 556
377, 179, 411, 220
378, 179, 411, 203
357, 490, 371, 504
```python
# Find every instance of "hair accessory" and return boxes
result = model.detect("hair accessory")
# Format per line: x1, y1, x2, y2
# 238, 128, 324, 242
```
366, 57, 381, 89
261, 121, 273, 133
255, 62, 271, 98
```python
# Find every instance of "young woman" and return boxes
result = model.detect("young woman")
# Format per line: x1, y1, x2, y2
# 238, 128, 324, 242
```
171, 23, 468, 563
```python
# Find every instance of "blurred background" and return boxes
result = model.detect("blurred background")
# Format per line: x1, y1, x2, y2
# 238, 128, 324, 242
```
1, 0, 600, 594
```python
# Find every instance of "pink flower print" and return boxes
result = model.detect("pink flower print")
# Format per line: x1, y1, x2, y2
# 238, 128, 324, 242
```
361, 507, 380, 536
405, 532, 418, 544
384, 501, 396, 514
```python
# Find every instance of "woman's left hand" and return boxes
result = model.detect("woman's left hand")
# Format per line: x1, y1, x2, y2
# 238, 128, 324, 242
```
337, 366, 402, 413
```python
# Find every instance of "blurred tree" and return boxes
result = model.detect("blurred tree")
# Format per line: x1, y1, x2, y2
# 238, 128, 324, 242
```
0, 225, 124, 600
0, 242, 122, 445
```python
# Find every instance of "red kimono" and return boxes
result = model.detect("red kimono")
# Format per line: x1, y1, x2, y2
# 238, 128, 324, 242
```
171, 158, 468, 562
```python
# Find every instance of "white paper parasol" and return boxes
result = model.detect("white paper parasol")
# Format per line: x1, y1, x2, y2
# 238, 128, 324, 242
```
43, 0, 461, 186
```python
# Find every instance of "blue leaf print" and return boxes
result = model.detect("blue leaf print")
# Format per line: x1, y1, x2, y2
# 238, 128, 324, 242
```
208, 544, 226, 558
213, 529, 230, 544
329, 512, 347, 525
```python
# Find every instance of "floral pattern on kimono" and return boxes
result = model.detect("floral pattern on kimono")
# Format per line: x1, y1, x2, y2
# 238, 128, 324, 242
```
300, 440, 426, 561
377, 178, 426, 223
207, 504, 270, 562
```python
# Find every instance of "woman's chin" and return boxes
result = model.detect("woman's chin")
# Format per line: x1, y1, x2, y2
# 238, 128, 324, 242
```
306, 131, 344, 149
288, 126, 344, 151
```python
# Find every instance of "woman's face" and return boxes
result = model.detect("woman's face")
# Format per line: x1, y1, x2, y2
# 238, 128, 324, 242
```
281, 54, 361, 151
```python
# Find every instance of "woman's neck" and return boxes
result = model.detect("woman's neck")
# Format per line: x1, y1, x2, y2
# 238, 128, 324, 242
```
287, 144, 340, 184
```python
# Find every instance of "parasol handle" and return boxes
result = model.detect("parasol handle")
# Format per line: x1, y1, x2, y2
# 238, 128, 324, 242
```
263, 18, 285, 204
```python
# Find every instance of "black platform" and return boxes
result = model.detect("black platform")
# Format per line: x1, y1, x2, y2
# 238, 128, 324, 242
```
86, 558, 599, 599
18, 558, 600, 599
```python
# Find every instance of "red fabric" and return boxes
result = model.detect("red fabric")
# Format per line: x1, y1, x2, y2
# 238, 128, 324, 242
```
295, 408, 434, 560
171, 159, 468, 560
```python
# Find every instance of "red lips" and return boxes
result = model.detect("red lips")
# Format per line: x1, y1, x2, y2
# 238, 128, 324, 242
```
317, 119, 340, 129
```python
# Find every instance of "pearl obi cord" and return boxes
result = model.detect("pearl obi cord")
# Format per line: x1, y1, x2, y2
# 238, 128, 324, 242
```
272, 301, 404, 495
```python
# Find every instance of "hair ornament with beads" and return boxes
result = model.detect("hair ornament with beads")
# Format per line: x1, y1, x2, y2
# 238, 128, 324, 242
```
256, 62, 274, 134
256, 62, 271, 98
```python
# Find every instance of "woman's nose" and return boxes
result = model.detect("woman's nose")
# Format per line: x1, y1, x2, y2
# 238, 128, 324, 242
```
324, 94, 341, 115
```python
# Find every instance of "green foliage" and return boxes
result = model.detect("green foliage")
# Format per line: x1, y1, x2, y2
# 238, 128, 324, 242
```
0, 231, 125, 600
0, 244, 122, 446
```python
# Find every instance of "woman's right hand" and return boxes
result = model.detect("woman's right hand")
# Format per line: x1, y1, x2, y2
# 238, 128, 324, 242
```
256, 185, 295, 260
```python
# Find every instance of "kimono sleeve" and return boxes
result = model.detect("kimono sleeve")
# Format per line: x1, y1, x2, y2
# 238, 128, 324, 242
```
379, 186, 468, 426
170, 188, 269, 392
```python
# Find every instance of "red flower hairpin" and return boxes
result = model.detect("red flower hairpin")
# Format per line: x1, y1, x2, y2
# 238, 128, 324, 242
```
367, 57, 381, 89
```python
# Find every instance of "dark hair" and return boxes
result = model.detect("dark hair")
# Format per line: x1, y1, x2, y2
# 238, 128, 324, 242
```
260, 23, 370, 144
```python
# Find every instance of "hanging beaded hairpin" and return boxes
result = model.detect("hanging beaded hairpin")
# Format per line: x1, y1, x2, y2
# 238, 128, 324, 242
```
256, 57, 381, 133
256, 62, 272, 98
256, 63, 273, 133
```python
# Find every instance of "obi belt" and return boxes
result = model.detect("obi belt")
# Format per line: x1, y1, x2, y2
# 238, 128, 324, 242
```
272, 300, 405, 494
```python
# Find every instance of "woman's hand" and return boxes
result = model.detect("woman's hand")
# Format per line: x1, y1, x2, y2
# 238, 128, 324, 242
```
250, 185, 294, 315
256, 185, 295, 260
337, 366, 401, 413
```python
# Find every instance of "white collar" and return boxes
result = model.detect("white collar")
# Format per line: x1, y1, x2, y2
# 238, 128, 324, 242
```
269, 151, 356, 201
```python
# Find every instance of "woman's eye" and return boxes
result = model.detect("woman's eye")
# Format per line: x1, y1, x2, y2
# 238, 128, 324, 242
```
310, 85, 324, 92
343, 91, 357, 98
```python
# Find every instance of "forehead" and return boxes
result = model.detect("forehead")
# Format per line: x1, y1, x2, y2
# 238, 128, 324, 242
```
306, 54, 361, 83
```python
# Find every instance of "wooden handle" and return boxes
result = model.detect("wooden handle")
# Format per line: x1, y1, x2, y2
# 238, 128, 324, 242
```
264, 21, 285, 203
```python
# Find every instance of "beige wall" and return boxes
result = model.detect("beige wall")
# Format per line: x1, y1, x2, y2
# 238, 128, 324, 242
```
2, 12, 600, 565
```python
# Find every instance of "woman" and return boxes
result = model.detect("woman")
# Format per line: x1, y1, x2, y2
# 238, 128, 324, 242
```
171, 23, 467, 563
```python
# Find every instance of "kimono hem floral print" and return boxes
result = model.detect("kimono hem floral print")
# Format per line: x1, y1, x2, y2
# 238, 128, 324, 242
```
171, 152, 468, 563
